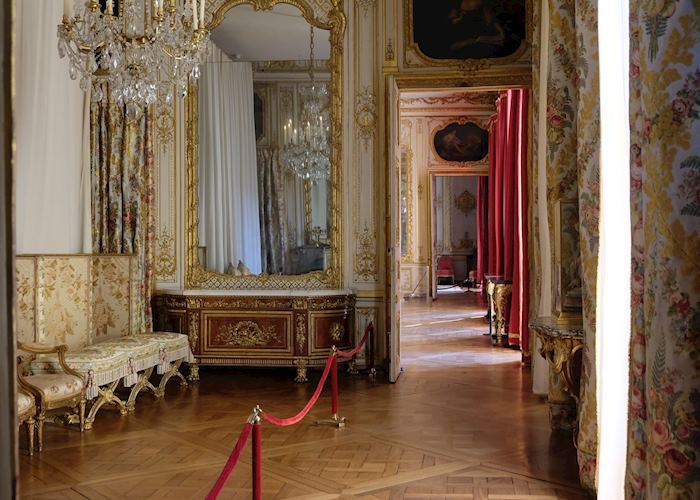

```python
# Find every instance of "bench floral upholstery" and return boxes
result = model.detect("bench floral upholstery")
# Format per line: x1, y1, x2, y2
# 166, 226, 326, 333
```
17, 254, 193, 428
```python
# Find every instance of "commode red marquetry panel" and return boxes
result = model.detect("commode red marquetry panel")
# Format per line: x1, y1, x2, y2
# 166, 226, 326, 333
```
202, 313, 293, 357
152, 293, 356, 379
311, 313, 351, 355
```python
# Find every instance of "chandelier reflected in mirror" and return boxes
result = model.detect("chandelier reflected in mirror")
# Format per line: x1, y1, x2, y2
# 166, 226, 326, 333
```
57, 0, 210, 107
280, 26, 331, 183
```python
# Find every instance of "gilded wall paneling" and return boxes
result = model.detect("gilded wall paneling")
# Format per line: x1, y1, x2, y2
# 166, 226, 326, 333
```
154, 94, 181, 287
381, 0, 398, 68
350, 0, 380, 285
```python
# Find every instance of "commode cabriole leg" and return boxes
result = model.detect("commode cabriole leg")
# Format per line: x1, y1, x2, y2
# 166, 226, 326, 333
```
294, 358, 308, 383
346, 359, 359, 375
187, 360, 200, 382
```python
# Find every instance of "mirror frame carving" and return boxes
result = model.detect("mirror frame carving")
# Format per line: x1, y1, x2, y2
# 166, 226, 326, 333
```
185, 0, 346, 290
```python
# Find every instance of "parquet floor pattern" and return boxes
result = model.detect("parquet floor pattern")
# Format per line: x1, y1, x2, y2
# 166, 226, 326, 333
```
19, 293, 587, 499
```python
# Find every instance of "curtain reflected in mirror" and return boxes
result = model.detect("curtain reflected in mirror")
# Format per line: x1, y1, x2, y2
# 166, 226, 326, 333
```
197, 4, 332, 276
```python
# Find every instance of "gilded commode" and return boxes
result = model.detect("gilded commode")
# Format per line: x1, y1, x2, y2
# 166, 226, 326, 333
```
153, 292, 355, 382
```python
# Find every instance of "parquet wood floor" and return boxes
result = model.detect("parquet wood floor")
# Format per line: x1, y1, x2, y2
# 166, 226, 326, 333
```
19, 292, 587, 499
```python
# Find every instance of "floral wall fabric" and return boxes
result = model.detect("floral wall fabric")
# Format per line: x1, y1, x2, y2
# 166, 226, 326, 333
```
16, 257, 36, 344
627, 1, 700, 498
35, 256, 93, 350
572, 0, 600, 490
541, 0, 600, 489
15, 255, 139, 347
92, 256, 139, 340
90, 98, 155, 334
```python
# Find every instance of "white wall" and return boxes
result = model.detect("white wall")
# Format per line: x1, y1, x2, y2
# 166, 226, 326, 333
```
15, 0, 89, 254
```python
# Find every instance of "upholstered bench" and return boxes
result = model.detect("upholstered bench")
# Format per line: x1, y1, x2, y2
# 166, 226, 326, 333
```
138, 332, 194, 395
16, 254, 195, 430
31, 345, 129, 429
97, 336, 161, 411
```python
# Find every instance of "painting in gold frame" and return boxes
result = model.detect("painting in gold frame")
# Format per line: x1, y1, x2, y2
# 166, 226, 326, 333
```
406, 0, 528, 67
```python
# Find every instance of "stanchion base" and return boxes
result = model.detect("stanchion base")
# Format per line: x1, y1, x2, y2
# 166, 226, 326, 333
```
314, 415, 347, 428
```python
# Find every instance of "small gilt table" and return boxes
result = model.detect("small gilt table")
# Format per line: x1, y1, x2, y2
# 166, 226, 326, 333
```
485, 275, 513, 347
530, 317, 584, 430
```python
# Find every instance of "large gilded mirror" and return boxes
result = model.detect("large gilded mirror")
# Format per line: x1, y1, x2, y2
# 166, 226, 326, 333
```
186, 0, 345, 289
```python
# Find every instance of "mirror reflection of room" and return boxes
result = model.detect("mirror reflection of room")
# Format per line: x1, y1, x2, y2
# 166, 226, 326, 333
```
197, 4, 332, 277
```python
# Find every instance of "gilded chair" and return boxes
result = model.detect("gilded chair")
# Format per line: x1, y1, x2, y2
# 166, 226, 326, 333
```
16, 383, 37, 455
17, 342, 86, 450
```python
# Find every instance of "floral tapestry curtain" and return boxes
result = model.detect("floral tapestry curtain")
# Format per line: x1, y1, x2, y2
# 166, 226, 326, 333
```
542, 0, 600, 488
573, 0, 601, 489
258, 149, 287, 274
90, 93, 155, 333
627, 1, 700, 498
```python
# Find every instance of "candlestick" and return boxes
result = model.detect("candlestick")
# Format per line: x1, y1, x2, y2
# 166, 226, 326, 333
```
199, 0, 206, 27
64, 0, 71, 18
191, 0, 198, 29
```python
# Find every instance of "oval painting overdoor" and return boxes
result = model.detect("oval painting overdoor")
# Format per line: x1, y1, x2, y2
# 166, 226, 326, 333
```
433, 122, 489, 163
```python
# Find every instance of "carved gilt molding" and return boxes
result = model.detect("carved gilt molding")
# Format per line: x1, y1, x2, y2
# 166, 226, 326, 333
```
186, 0, 346, 290
214, 321, 277, 347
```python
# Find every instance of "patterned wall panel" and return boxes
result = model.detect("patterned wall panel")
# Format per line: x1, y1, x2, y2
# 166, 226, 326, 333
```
15, 257, 36, 344
92, 255, 134, 341
35, 256, 93, 350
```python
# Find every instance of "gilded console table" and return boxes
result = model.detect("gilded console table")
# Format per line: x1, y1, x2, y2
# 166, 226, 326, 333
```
530, 317, 584, 430
485, 275, 513, 347
153, 292, 355, 382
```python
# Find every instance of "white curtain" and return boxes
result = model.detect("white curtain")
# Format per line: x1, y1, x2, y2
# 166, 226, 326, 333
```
596, 0, 630, 495
532, 0, 551, 396
15, 0, 90, 253
284, 173, 306, 248
198, 46, 262, 274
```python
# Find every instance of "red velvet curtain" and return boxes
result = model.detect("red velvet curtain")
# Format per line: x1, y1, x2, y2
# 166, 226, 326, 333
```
476, 176, 488, 284
486, 89, 529, 355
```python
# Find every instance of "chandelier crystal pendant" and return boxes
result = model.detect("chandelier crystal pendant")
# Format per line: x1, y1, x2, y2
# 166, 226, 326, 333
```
57, 0, 210, 108
280, 25, 330, 183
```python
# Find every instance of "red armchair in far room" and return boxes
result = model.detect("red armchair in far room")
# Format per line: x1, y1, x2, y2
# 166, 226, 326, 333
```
436, 256, 455, 285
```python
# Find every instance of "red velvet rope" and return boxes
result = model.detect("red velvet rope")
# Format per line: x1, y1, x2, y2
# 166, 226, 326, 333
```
262, 353, 335, 426
336, 323, 373, 358
207, 322, 375, 497
205, 422, 253, 500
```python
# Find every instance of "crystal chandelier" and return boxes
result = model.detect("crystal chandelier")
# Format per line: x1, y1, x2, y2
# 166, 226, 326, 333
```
280, 26, 330, 183
57, 0, 210, 107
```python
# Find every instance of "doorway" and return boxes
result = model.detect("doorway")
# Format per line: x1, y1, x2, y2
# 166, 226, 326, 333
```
388, 84, 531, 381
430, 174, 484, 299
